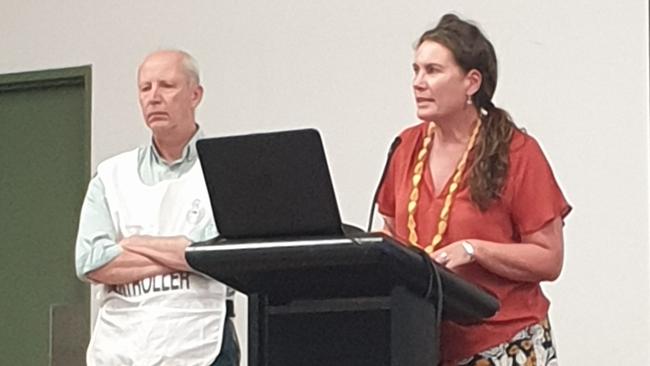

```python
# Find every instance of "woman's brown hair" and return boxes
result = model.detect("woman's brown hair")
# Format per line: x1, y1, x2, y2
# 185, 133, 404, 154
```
418, 13, 516, 211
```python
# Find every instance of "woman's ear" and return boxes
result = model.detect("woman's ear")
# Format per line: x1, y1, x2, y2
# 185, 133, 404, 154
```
465, 69, 482, 97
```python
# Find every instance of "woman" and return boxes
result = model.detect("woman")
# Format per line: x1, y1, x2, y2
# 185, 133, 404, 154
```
377, 14, 571, 365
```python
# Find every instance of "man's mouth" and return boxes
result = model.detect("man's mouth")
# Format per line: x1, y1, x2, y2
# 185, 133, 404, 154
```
147, 112, 169, 121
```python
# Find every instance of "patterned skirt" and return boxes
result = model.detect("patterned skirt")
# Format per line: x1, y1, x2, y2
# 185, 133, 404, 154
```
456, 319, 558, 366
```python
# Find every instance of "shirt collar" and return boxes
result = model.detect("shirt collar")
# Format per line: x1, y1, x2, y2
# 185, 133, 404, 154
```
149, 124, 204, 167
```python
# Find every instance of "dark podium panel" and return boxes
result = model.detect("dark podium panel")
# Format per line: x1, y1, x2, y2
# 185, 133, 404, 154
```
186, 234, 499, 366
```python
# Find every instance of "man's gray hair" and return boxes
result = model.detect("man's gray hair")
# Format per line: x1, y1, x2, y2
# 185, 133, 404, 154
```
176, 50, 201, 86
142, 49, 201, 86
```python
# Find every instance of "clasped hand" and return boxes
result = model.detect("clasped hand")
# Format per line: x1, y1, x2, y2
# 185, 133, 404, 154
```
430, 240, 474, 270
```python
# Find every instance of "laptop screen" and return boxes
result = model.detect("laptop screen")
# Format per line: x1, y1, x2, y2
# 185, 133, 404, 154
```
197, 129, 344, 239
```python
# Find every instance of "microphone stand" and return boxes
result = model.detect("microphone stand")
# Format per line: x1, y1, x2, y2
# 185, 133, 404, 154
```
366, 136, 402, 232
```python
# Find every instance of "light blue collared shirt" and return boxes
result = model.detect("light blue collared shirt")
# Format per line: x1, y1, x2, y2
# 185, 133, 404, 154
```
74, 128, 204, 280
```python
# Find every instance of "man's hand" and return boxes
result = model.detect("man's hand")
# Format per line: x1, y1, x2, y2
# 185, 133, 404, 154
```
120, 235, 192, 272
86, 235, 192, 285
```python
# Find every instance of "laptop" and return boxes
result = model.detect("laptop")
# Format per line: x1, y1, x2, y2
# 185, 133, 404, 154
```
196, 128, 346, 240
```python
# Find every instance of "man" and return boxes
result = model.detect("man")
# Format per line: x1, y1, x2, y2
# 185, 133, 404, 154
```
75, 50, 240, 366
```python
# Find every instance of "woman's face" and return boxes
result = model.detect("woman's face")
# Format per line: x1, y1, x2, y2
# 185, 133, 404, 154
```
412, 41, 471, 121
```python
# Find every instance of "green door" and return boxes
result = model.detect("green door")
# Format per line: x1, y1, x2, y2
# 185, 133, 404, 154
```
0, 67, 91, 365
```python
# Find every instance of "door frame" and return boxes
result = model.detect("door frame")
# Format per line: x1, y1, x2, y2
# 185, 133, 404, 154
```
0, 65, 92, 365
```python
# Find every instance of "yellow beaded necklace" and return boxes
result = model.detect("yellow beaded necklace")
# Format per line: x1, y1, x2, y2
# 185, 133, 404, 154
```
407, 118, 482, 254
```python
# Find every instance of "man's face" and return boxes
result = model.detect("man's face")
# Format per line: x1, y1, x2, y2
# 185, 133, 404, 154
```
137, 52, 203, 135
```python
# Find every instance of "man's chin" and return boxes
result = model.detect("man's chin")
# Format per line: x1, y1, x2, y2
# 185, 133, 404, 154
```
147, 119, 173, 130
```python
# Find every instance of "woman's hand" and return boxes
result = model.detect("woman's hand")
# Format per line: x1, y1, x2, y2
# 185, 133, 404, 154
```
430, 217, 564, 281
431, 240, 475, 270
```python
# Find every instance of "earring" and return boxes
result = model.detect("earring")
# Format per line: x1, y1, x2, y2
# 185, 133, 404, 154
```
466, 95, 473, 105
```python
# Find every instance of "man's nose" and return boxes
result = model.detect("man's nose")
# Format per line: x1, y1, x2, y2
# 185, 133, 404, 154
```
147, 84, 162, 104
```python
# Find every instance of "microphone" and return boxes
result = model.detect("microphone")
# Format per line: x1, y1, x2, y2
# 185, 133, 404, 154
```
366, 136, 402, 232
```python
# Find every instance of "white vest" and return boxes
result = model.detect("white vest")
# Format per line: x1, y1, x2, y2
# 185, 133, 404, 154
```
87, 149, 226, 366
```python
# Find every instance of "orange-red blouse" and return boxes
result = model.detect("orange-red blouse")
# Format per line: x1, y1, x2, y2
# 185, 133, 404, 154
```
377, 122, 571, 362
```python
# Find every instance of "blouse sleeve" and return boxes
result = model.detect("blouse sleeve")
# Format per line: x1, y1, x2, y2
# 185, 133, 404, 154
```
508, 135, 572, 236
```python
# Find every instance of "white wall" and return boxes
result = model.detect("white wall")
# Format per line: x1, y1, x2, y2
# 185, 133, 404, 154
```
2, 1, 648, 364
